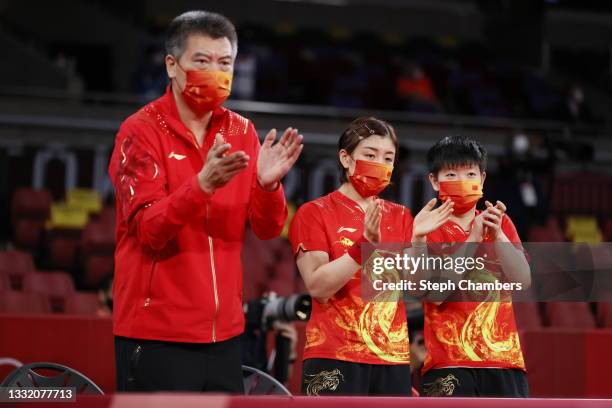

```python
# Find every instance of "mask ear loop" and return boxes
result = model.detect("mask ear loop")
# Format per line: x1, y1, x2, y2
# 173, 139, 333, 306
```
171, 57, 189, 93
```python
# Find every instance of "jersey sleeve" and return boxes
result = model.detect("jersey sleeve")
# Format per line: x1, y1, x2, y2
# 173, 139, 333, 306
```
401, 206, 414, 243
501, 215, 522, 244
288, 201, 330, 256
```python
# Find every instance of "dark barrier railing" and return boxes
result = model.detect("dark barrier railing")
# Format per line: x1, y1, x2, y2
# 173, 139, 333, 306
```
0, 85, 606, 138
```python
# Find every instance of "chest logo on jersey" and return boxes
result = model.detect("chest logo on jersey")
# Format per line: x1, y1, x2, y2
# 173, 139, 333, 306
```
336, 236, 354, 248
168, 151, 187, 160
337, 226, 357, 234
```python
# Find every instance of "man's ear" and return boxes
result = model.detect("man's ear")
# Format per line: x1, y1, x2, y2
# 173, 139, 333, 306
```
165, 54, 177, 79
481, 171, 486, 186
428, 173, 439, 192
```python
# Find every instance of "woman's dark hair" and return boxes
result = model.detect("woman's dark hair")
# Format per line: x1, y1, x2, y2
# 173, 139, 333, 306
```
426, 135, 487, 176
165, 10, 238, 58
337, 116, 399, 183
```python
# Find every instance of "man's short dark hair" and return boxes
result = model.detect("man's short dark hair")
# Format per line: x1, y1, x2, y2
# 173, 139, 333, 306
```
165, 11, 238, 58
426, 135, 487, 175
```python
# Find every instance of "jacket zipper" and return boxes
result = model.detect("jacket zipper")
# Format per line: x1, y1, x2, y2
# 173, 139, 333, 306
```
144, 258, 156, 307
206, 203, 220, 342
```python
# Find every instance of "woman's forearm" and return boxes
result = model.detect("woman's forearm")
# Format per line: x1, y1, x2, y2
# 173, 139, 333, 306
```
302, 253, 360, 301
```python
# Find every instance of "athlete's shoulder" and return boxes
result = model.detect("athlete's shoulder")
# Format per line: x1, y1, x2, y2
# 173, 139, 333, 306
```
295, 194, 334, 217
381, 199, 413, 219
223, 108, 252, 136
501, 213, 522, 242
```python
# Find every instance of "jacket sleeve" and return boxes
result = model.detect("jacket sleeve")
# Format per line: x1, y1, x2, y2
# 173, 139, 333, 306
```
247, 122, 288, 240
109, 120, 212, 250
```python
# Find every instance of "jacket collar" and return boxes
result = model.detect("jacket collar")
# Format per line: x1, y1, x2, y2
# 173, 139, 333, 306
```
153, 83, 227, 148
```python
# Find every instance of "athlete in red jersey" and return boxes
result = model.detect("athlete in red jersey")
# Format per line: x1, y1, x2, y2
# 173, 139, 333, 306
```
289, 117, 453, 396
417, 135, 531, 397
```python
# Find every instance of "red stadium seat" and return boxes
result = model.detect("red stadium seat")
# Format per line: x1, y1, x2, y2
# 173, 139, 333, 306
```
81, 221, 115, 256
80, 221, 115, 288
65, 292, 100, 315
513, 302, 542, 330
83, 256, 114, 289
242, 227, 275, 301
527, 216, 564, 242
11, 188, 52, 220
604, 218, 612, 242
545, 302, 596, 329
0, 291, 50, 314
596, 300, 612, 328
23, 271, 75, 313
97, 206, 116, 227
13, 218, 46, 250
266, 239, 296, 296
0, 250, 35, 290
47, 233, 81, 270
11, 188, 52, 250
50, 237, 78, 269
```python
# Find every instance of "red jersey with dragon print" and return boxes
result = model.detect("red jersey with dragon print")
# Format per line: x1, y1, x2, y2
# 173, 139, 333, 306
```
422, 213, 527, 373
289, 190, 413, 365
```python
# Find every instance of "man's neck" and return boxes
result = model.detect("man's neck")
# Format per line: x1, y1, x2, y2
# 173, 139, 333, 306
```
171, 83, 212, 147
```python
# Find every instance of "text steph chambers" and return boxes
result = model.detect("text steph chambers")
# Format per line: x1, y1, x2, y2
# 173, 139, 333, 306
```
372, 279, 523, 292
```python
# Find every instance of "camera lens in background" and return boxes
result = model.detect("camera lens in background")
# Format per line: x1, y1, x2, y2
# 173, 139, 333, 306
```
262, 294, 311, 327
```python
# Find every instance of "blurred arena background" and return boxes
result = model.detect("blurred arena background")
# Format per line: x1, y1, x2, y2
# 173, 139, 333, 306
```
1, 0, 612, 399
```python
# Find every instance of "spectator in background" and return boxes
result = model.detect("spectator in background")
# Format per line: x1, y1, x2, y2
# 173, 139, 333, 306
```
495, 132, 551, 239
134, 46, 167, 104
560, 84, 593, 123
233, 51, 257, 100
53, 52, 85, 98
329, 54, 366, 109
396, 63, 440, 113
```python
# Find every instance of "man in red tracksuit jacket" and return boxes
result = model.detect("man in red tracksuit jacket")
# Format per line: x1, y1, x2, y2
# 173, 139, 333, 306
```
109, 10, 303, 393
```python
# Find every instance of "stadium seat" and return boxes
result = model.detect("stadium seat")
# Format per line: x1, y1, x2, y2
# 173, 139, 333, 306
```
266, 239, 296, 296
13, 218, 46, 250
0, 291, 50, 314
80, 220, 115, 288
596, 302, 612, 328
604, 218, 612, 242
565, 216, 602, 243
11, 188, 52, 249
527, 216, 565, 242
81, 221, 115, 256
0, 362, 103, 394
65, 292, 100, 315
66, 189, 102, 215
0, 250, 35, 290
242, 227, 275, 301
11, 188, 52, 220
513, 302, 542, 330
22, 272, 75, 313
82, 256, 114, 289
97, 206, 116, 227
48, 203, 89, 229
47, 232, 81, 271
242, 365, 291, 395
545, 302, 596, 329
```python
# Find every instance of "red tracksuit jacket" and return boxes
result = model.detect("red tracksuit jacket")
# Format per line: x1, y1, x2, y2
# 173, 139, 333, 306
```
108, 87, 287, 343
